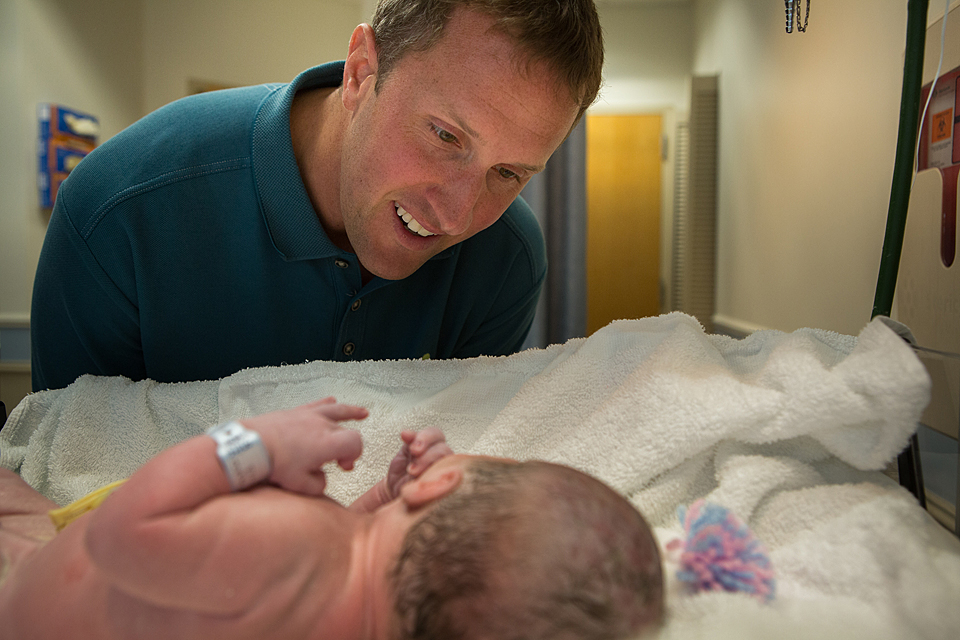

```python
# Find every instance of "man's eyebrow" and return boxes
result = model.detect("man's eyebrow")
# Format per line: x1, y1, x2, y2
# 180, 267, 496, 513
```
449, 114, 544, 174
516, 162, 545, 174
448, 112, 481, 141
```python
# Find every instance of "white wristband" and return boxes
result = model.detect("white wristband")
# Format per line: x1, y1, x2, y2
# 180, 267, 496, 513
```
206, 421, 272, 491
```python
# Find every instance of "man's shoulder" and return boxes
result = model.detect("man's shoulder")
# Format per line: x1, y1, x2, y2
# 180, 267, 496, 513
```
57, 84, 279, 234
85, 83, 277, 177
500, 195, 544, 241
464, 196, 546, 279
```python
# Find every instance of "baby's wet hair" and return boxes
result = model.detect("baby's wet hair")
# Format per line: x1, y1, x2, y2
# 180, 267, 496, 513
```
392, 458, 663, 640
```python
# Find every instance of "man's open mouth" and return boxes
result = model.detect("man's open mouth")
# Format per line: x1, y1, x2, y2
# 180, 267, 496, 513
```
396, 204, 437, 237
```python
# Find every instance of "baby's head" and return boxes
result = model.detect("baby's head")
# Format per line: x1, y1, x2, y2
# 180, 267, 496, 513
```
391, 457, 664, 640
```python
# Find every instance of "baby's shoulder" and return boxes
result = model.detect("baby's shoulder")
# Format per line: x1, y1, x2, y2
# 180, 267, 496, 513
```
230, 488, 357, 550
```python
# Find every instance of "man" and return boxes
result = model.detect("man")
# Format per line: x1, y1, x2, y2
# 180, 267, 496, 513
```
0, 400, 665, 639
30, 0, 604, 390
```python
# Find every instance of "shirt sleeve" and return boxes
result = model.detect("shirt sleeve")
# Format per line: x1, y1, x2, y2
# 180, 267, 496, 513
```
446, 199, 547, 359
31, 189, 145, 391
449, 264, 545, 358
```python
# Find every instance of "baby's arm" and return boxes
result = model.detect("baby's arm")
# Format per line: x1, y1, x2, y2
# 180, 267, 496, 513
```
349, 428, 452, 514
0, 468, 59, 542
84, 399, 367, 613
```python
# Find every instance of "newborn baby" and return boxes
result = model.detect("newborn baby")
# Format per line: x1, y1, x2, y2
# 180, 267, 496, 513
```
0, 399, 663, 639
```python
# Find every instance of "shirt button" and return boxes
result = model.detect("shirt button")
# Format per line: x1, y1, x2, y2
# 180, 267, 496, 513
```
334, 259, 349, 269
342, 342, 356, 356
350, 298, 362, 312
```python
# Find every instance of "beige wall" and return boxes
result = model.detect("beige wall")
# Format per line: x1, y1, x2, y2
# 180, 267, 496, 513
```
142, 0, 361, 113
0, 0, 143, 325
693, 0, 912, 336
593, 0, 921, 337
594, 1, 694, 113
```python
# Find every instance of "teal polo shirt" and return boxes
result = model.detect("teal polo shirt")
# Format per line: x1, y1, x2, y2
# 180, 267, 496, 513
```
31, 62, 546, 391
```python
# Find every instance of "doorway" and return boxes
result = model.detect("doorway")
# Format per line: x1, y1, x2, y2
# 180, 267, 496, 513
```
586, 114, 663, 335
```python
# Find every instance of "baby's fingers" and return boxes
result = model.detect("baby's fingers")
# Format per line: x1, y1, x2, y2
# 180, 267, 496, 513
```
303, 396, 337, 407
408, 427, 447, 455
408, 445, 452, 476
320, 428, 364, 471
407, 431, 453, 476
316, 403, 370, 423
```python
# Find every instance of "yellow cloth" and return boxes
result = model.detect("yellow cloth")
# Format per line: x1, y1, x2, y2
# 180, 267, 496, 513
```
48, 479, 127, 532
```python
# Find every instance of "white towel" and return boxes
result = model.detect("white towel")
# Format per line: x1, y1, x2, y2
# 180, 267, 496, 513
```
1, 376, 218, 506
2, 312, 956, 639
214, 314, 927, 507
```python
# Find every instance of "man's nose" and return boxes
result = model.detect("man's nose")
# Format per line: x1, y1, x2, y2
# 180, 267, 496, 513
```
427, 166, 484, 236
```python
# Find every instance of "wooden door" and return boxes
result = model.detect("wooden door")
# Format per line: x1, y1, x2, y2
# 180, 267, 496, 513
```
586, 114, 662, 335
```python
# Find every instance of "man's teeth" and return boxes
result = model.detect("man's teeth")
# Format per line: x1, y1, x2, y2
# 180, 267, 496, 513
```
396, 205, 436, 237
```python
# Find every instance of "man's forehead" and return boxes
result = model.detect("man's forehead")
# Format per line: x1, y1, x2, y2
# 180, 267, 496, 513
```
384, 11, 578, 166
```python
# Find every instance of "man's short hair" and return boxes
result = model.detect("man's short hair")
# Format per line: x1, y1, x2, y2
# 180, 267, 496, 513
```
392, 459, 664, 640
371, 0, 604, 125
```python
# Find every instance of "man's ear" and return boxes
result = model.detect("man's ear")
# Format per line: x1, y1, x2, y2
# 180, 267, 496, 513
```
342, 23, 378, 112
400, 467, 463, 510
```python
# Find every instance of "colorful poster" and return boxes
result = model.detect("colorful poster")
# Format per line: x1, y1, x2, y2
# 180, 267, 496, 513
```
38, 104, 98, 209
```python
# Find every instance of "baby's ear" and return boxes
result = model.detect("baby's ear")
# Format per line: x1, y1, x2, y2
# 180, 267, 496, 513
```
400, 467, 463, 510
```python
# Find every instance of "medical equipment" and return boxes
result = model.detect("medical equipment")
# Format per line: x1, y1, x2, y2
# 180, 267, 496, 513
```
784, 0, 809, 34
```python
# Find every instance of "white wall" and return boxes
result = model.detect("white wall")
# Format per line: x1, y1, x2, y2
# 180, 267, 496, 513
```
694, 0, 909, 335
0, 0, 143, 326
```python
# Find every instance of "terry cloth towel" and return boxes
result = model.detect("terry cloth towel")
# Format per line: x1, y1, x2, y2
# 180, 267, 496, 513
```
2, 312, 957, 640
214, 312, 929, 510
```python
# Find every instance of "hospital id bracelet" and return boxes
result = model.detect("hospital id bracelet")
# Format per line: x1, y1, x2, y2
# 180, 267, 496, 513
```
206, 421, 272, 491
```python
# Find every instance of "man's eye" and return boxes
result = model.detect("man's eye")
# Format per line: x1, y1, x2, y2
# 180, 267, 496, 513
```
497, 167, 519, 181
433, 125, 458, 144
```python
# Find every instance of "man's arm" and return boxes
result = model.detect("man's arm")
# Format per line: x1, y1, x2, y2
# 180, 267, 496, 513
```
31, 194, 145, 391
84, 399, 367, 613
446, 197, 547, 358
349, 428, 452, 514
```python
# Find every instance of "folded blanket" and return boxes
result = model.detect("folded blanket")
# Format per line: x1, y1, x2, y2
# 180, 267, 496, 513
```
2, 312, 956, 639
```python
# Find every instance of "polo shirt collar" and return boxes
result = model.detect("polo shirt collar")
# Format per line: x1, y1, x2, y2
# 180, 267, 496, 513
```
252, 62, 345, 261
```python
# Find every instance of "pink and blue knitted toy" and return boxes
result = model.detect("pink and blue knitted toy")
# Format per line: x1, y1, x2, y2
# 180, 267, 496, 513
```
666, 500, 776, 602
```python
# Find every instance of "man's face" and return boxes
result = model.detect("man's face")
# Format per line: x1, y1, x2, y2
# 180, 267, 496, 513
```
336, 9, 579, 280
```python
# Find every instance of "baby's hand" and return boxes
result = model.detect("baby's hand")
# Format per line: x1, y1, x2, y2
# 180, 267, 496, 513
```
241, 398, 368, 496
384, 428, 453, 500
